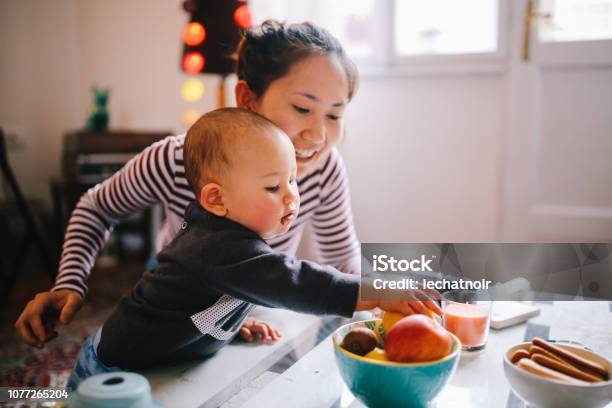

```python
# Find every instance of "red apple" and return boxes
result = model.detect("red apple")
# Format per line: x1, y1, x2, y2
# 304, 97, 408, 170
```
385, 314, 453, 362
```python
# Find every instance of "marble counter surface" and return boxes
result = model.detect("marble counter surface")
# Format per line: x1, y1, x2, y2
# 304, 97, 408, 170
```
142, 302, 612, 408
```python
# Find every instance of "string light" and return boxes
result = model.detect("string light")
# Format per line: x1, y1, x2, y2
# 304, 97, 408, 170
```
182, 22, 206, 46
183, 52, 205, 73
181, 78, 205, 102
233, 5, 252, 29
179, 1, 248, 123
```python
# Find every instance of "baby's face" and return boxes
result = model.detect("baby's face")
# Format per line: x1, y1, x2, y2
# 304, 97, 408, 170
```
222, 128, 300, 239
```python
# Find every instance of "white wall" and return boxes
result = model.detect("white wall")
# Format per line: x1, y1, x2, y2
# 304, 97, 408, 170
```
1, 0, 81, 201
343, 74, 504, 241
73, 0, 220, 131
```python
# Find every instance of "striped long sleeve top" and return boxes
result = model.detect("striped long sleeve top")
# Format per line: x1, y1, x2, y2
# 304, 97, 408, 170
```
53, 134, 361, 297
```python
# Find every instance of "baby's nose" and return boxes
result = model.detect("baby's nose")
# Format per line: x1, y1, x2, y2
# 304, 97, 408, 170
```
284, 190, 299, 207
284, 194, 295, 206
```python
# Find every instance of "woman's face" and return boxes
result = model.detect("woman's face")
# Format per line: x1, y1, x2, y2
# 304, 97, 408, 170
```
240, 54, 350, 177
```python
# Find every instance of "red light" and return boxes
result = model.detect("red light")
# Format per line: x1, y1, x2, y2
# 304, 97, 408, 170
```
233, 5, 252, 29
183, 52, 205, 73
182, 22, 206, 46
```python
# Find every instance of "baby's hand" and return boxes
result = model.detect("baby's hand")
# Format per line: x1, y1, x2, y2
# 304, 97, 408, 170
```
239, 318, 282, 344
379, 288, 443, 317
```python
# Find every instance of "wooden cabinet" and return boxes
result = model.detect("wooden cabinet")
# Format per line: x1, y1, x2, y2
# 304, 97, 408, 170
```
55, 130, 171, 261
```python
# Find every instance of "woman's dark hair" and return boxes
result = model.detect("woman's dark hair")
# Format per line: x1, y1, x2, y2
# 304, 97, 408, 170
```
234, 20, 359, 101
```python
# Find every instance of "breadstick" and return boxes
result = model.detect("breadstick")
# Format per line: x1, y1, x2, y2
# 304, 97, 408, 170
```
517, 358, 587, 385
530, 345, 565, 362
532, 338, 608, 378
510, 349, 530, 364
530, 345, 605, 381
531, 354, 603, 382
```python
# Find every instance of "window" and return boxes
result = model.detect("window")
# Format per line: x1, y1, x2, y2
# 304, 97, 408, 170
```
394, 0, 498, 56
538, 0, 612, 43
251, 0, 503, 70
250, 0, 376, 58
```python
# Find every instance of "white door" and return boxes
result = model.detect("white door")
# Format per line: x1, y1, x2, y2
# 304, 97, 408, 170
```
504, 0, 612, 241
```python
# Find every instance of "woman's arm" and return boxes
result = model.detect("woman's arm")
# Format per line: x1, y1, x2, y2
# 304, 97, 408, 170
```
54, 136, 179, 296
311, 149, 360, 274
15, 135, 181, 347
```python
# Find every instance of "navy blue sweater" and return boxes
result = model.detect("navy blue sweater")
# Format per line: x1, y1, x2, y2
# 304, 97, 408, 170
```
97, 202, 359, 369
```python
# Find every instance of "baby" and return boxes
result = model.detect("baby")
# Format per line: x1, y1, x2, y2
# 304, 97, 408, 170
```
66, 108, 439, 389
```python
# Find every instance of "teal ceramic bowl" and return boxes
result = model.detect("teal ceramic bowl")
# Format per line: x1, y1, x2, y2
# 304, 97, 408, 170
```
333, 319, 461, 408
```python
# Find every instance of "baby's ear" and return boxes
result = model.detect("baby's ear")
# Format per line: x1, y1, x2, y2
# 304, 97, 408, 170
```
199, 183, 227, 216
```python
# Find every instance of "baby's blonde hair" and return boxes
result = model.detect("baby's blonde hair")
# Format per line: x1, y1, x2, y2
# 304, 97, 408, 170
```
184, 107, 279, 196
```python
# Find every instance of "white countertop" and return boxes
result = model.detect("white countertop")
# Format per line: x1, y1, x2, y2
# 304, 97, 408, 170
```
143, 302, 612, 408
142, 307, 326, 408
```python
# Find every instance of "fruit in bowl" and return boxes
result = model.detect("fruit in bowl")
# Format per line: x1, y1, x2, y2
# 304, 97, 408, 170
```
333, 318, 461, 408
382, 311, 404, 334
340, 327, 378, 356
375, 310, 438, 341
386, 314, 453, 363
364, 347, 389, 362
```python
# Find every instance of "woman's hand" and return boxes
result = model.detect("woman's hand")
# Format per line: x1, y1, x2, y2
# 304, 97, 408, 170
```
15, 289, 83, 347
239, 317, 282, 344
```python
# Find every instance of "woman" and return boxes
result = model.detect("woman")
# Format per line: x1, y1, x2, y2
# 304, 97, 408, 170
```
16, 20, 362, 347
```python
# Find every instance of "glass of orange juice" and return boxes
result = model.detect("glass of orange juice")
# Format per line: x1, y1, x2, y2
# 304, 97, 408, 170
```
442, 290, 491, 351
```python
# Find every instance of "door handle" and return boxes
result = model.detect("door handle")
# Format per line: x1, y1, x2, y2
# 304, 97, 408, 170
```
523, 0, 552, 61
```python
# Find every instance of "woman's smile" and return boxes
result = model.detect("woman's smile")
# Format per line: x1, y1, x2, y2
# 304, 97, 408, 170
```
294, 146, 321, 167
295, 148, 319, 159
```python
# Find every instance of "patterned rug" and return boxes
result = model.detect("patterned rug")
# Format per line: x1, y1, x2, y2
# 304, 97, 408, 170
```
0, 262, 143, 389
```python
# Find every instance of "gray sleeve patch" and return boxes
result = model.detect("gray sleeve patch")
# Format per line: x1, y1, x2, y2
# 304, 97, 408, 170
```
190, 295, 253, 340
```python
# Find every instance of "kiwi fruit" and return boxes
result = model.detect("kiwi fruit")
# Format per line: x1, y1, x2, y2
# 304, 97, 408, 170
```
341, 327, 377, 356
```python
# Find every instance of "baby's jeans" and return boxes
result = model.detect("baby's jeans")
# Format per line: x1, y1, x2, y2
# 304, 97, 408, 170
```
66, 327, 120, 391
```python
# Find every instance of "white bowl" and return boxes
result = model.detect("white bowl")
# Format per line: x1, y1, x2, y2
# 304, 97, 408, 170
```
503, 342, 612, 408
